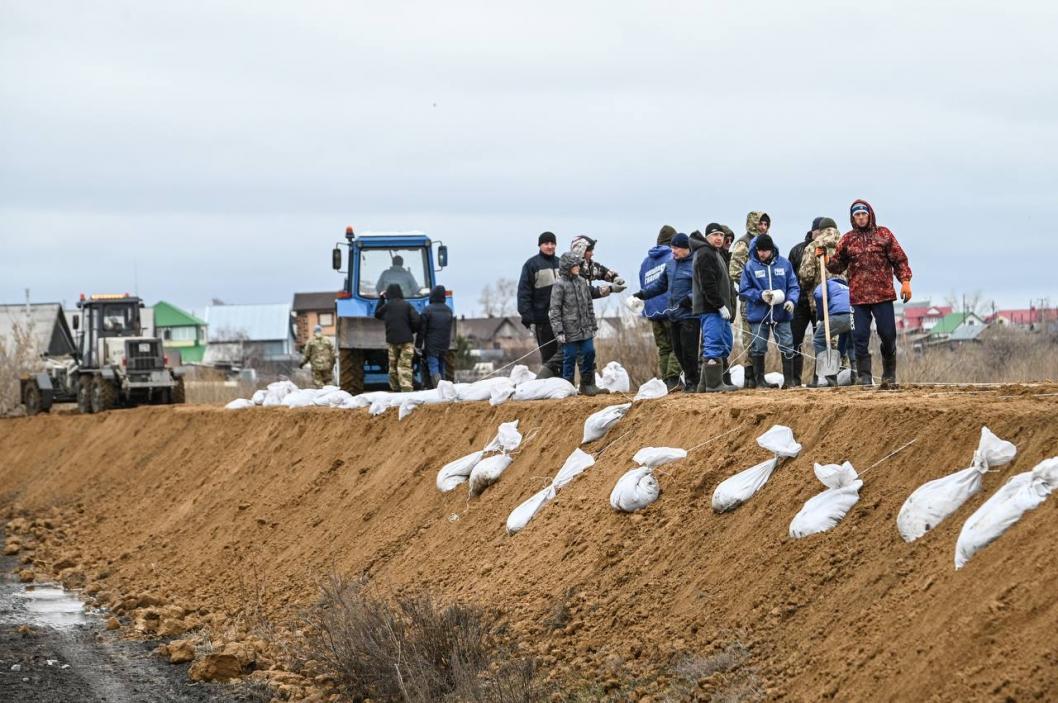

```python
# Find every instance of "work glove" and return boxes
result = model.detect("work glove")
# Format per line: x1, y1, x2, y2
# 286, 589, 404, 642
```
900, 280, 912, 303
599, 284, 612, 296
610, 280, 627, 293
783, 301, 795, 314
632, 290, 645, 300
761, 290, 774, 304
719, 306, 731, 321
612, 275, 626, 287
680, 297, 692, 309
556, 334, 567, 344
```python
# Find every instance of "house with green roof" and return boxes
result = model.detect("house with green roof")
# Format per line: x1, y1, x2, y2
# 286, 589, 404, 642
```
927, 311, 986, 345
153, 301, 207, 364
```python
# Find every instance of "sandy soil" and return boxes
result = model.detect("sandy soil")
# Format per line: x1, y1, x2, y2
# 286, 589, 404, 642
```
1, 385, 1057, 701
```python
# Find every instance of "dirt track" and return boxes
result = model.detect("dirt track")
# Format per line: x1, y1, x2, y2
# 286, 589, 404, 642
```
2, 385, 1057, 701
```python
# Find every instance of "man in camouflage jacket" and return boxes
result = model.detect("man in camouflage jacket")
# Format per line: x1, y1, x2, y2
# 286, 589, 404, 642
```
301, 325, 336, 388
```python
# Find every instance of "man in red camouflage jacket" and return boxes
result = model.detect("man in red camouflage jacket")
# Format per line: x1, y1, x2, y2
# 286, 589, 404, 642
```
826, 199, 912, 389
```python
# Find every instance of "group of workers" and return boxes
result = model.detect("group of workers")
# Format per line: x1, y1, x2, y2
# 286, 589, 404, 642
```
518, 199, 913, 393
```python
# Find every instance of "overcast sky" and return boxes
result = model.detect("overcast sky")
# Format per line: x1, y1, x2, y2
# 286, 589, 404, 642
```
2, 0, 1056, 316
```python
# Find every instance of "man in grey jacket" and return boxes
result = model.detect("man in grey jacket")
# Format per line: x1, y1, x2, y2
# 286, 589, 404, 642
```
548, 252, 610, 396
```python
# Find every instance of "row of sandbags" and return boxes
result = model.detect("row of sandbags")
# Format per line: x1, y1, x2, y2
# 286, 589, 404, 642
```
436, 421, 524, 496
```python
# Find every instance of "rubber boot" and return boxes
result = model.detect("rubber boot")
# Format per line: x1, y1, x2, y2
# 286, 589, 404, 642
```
880, 354, 898, 390
781, 356, 796, 389
791, 355, 804, 388
721, 359, 735, 387
743, 362, 757, 390
579, 382, 610, 397
753, 357, 777, 388
430, 372, 442, 388
857, 355, 873, 387
537, 364, 556, 380
702, 359, 736, 393
664, 376, 682, 393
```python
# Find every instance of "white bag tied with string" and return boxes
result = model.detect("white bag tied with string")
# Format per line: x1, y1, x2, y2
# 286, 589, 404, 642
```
251, 389, 267, 405
225, 398, 254, 410
582, 403, 632, 444
954, 457, 1058, 569
512, 378, 578, 401
398, 398, 423, 421
489, 384, 517, 406
633, 378, 668, 402
456, 377, 514, 402
897, 427, 1017, 542
468, 454, 514, 496
789, 462, 863, 539
595, 361, 631, 394
610, 467, 661, 512
436, 451, 485, 493
729, 365, 745, 388
509, 364, 537, 385
712, 425, 802, 513
632, 447, 687, 468
483, 421, 522, 453
506, 449, 596, 534
283, 389, 320, 408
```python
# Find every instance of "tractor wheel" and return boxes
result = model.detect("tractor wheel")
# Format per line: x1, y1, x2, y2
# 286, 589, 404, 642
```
339, 348, 364, 395
171, 377, 186, 405
23, 381, 42, 416
90, 376, 117, 413
77, 376, 94, 414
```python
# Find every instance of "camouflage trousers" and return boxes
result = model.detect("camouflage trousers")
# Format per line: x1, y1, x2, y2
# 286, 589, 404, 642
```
311, 367, 334, 388
388, 342, 415, 392
651, 319, 681, 381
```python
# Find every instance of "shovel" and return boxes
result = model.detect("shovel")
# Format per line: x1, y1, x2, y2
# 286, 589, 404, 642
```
817, 255, 842, 380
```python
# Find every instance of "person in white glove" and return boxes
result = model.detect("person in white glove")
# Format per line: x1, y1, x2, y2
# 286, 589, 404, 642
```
737, 233, 802, 389
693, 223, 738, 392
570, 235, 623, 297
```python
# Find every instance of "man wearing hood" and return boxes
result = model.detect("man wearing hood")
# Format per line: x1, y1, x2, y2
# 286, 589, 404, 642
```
694, 224, 737, 392
799, 217, 852, 382
634, 233, 700, 391
638, 225, 681, 388
417, 285, 453, 388
729, 211, 770, 388
786, 217, 824, 387
517, 232, 563, 378
548, 252, 610, 396
374, 283, 421, 392
569, 235, 625, 295
739, 233, 800, 389
826, 200, 912, 388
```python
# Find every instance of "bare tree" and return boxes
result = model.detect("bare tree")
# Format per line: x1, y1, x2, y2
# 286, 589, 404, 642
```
944, 290, 992, 316
478, 278, 518, 318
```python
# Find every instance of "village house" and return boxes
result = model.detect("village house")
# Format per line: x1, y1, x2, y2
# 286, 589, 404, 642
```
291, 291, 338, 350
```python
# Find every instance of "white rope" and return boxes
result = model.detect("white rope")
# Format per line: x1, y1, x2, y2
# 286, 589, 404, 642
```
859, 438, 918, 477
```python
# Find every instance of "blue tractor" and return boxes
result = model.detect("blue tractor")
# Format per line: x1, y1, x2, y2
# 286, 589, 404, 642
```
331, 228, 453, 394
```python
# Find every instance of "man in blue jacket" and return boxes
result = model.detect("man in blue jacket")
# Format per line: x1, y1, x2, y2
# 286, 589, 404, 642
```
739, 234, 800, 389
811, 274, 853, 387
638, 225, 680, 389
634, 232, 699, 391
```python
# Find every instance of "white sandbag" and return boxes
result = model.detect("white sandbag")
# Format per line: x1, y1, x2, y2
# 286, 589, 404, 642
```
837, 368, 853, 386
251, 389, 267, 405
729, 364, 745, 388
632, 447, 688, 468
314, 389, 352, 407
582, 403, 632, 444
282, 389, 319, 408
897, 427, 1017, 542
483, 421, 522, 453
609, 467, 661, 512
468, 453, 514, 496
764, 372, 784, 387
512, 378, 578, 401
954, 457, 1058, 569
398, 398, 422, 420
437, 451, 485, 493
490, 384, 517, 406
506, 448, 595, 534
457, 377, 513, 402
265, 380, 298, 400
369, 399, 390, 416
509, 365, 537, 385
633, 378, 667, 402
712, 458, 780, 513
756, 425, 803, 458
789, 462, 863, 539
225, 398, 255, 410
436, 380, 459, 402
625, 296, 645, 314
595, 361, 631, 394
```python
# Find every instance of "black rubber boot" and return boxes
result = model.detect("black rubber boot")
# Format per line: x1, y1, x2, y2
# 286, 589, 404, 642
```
825, 374, 839, 387
857, 355, 873, 387
743, 362, 757, 390
781, 356, 796, 389
537, 365, 556, 380
791, 355, 803, 388
702, 360, 736, 393
579, 382, 610, 397
753, 357, 777, 388
664, 376, 682, 393
880, 354, 898, 390
721, 359, 735, 388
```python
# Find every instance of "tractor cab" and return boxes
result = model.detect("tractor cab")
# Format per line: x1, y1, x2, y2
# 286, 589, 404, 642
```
330, 228, 453, 393
75, 294, 150, 369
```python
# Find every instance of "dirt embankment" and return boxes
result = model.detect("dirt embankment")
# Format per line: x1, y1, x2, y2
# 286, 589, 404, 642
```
2, 386, 1057, 701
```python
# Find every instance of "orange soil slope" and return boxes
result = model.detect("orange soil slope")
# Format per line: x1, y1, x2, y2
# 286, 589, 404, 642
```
2, 387, 1057, 701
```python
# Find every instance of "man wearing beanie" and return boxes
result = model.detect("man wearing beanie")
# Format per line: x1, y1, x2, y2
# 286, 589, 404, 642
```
728, 211, 770, 387
638, 225, 680, 388
634, 232, 700, 391
517, 232, 564, 377
826, 199, 912, 388
786, 217, 825, 387
738, 232, 800, 389
693, 223, 737, 392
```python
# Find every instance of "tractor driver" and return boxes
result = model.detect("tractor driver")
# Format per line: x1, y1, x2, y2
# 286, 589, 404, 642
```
375, 255, 421, 298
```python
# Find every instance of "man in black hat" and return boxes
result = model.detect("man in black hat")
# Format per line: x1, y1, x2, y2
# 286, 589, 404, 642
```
517, 232, 564, 377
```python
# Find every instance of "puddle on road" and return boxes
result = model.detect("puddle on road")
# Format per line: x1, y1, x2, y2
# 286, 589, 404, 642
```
17, 585, 88, 629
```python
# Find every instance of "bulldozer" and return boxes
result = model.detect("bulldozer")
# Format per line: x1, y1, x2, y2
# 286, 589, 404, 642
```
20, 294, 185, 415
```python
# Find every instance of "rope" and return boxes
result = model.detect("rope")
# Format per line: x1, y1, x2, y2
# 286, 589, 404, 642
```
859, 438, 918, 477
